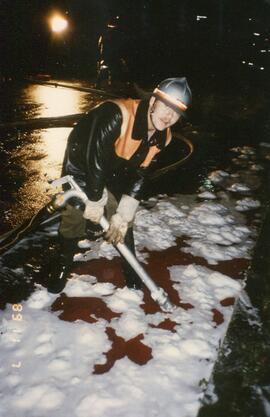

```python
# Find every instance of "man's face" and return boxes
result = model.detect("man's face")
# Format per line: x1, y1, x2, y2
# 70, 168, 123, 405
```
149, 98, 181, 131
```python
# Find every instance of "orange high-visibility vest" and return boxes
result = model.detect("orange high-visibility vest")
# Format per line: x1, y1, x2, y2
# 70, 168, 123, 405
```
113, 98, 172, 167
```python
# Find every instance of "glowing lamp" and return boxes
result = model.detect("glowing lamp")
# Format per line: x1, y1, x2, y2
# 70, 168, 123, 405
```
50, 15, 68, 33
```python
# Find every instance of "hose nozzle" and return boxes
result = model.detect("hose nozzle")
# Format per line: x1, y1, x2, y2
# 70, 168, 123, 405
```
151, 288, 176, 313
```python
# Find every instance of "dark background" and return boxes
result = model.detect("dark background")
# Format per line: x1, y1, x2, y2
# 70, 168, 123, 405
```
1, 0, 269, 87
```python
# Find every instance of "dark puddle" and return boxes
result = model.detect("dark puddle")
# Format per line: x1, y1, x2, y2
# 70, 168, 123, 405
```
150, 318, 178, 333
73, 257, 126, 289
220, 297, 235, 307
212, 308, 225, 327
51, 294, 121, 323
94, 328, 153, 374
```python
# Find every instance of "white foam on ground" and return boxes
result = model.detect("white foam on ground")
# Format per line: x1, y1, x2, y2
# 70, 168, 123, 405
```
0, 145, 260, 417
0, 265, 242, 417
208, 170, 230, 184
226, 183, 251, 193
198, 191, 217, 200
135, 199, 253, 265
235, 197, 261, 212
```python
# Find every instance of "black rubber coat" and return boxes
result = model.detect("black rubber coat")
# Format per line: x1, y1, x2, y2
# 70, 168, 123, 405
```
62, 99, 168, 202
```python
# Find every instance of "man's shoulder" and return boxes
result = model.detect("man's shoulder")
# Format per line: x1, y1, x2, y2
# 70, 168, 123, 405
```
109, 98, 141, 117
82, 100, 122, 120
80, 98, 141, 127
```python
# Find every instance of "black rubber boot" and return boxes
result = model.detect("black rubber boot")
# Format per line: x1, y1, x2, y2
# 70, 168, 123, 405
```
47, 236, 79, 294
121, 228, 142, 290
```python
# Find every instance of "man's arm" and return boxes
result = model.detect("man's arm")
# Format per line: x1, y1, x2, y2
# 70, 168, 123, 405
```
63, 101, 123, 224
62, 101, 122, 201
85, 101, 122, 201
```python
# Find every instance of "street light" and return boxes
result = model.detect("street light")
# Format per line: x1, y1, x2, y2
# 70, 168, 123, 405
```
49, 13, 68, 34
46, 12, 70, 75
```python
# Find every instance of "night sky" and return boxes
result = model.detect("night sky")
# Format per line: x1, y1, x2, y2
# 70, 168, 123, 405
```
1, 0, 270, 85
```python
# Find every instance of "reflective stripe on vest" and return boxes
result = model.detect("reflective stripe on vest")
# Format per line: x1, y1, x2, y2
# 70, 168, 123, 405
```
113, 98, 171, 167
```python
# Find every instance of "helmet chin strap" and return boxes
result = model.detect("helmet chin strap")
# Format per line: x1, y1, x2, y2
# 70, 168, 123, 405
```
148, 102, 157, 132
149, 111, 160, 132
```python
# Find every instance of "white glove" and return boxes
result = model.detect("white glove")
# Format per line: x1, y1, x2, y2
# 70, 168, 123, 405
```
106, 195, 139, 244
83, 189, 108, 224
105, 213, 128, 244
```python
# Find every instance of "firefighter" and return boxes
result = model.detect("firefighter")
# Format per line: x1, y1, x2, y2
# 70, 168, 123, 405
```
47, 77, 192, 293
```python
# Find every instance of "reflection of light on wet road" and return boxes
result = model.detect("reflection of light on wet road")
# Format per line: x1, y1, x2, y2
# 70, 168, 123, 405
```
7, 83, 101, 226
13, 127, 71, 224
36, 127, 71, 179
25, 84, 91, 118
24, 84, 95, 179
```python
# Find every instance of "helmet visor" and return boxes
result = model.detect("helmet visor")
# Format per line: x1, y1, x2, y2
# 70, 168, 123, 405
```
153, 88, 188, 116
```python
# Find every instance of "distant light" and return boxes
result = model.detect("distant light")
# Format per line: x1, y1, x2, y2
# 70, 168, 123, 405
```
252, 43, 256, 46
260, 67, 265, 70
248, 18, 252, 21
260, 49, 266, 53
196, 15, 208, 21
242, 61, 246, 64
253, 32, 260, 36
248, 62, 254, 66
107, 15, 120, 28
50, 14, 68, 33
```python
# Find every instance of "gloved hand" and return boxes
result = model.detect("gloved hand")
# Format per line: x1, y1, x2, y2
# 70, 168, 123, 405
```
106, 194, 139, 244
106, 213, 128, 244
83, 189, 108, 224
83, 202, 104, 224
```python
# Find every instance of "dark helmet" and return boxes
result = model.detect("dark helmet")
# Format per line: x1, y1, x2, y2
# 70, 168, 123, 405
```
153, 77, 192, 116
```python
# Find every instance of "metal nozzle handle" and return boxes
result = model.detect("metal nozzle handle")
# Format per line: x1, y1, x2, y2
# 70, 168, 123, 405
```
51, 175, 175, 312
